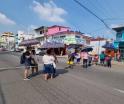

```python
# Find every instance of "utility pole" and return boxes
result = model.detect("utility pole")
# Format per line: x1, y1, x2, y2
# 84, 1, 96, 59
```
98, 38, 100, 55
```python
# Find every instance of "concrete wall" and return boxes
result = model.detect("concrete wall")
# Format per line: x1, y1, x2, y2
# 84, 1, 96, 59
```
90, 40, 106, 55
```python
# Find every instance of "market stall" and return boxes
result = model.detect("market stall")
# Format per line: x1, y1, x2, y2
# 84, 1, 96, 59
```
42, 41, 65, 55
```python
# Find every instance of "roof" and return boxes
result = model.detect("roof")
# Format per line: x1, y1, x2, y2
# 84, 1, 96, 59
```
42, 41, 64, 48
112, 26, 124, 32
48, 25, 70, 29
34, 25, 70, 31
90, 37, 106, 41
34, 26, 47, 31
48, 31, 83, 36
1, 32, 14, 37
19, 39, 40, 46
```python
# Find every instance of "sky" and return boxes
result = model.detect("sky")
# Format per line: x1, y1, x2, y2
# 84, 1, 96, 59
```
0, 0, 124, 38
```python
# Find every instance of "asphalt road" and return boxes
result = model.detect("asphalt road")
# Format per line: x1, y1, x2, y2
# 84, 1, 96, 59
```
0, 53, 124, 104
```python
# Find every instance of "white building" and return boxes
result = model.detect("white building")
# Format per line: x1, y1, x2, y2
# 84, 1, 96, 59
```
34, 26, 47, 45
90, 38, 107, 55
15, 31, 35, 48
1, 32, 15, 50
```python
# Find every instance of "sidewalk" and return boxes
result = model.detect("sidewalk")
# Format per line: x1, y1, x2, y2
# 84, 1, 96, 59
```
112, 61, 124, 66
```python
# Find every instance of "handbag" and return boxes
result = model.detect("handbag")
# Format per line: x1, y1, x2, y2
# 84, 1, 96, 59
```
53, 62, 56, 68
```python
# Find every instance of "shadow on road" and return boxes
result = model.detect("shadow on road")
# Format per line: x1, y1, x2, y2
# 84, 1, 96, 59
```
0, 84, 6, 104
30, 68, 68, 78
56, 69, 68, 75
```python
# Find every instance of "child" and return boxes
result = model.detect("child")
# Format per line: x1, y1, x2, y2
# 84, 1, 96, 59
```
94, 54, 99, 65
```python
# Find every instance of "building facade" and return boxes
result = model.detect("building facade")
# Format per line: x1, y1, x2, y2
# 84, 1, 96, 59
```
89, 38, 106, 55
15, 31, 33, 49
34, 25, 87, 46
0, 32, 15, 50
112, 26, 124, 59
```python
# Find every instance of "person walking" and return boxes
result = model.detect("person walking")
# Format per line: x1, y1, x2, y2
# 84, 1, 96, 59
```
20, 47, 32, 80
42, 49, 55, 80
106, 55, 112, 68
31, 49, 39, 75
117, 51, 121, 62
21, 51, 32, 80
75, 51, 81, 64
81, 51, 89, 68
94, 54, 99, 65
88, 54, 92, 66
66, 49, 78, 69
100, 51, 105, 66
51, 49, 58, 76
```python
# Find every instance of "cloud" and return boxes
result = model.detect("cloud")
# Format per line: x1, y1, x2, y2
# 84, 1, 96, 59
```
32, 1, 67, 22
110, 24, 124, 28
0, 12, 16, 25
29, 25, 38, 30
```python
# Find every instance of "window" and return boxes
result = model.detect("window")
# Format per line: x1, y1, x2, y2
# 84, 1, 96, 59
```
117, 33, 122, 38
60, 36, 65, 38
76, 36, 80, 38
59, 27, 61, 31
116, 32, 122, 41
40, 31, 43, 34
53, 36, 59, 39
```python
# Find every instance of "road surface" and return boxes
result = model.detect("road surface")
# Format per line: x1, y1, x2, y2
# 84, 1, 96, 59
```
0, 53, 124, 104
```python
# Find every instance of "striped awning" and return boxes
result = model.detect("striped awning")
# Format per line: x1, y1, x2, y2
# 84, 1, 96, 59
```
19, 39, 40, 46
42, 42, 64, 48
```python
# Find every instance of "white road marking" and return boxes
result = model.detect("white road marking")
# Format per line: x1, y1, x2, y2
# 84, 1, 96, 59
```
0, 64, 43, 70
114, 88, 124, 94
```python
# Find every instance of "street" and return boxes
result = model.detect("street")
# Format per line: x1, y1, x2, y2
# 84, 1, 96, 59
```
0, 53, 124, 104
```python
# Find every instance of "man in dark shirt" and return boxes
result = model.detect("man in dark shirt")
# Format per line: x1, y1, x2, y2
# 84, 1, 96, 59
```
21, 47, 32, 80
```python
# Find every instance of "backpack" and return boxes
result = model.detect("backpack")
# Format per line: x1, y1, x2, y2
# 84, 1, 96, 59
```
20, 53, 25, 64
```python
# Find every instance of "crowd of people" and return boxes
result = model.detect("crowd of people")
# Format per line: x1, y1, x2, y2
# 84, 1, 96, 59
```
20, 47, 113, 81
20, 47, 39, 80
20, 47, 58, 80
66, 50, 112, 69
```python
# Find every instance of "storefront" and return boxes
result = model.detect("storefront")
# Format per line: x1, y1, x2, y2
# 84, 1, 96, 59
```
119, 42, 124, 60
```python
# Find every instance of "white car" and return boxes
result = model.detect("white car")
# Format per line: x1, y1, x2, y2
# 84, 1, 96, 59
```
35, 49, 41, 55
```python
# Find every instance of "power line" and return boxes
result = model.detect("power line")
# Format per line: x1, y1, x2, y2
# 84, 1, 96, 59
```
103, 17, 124, 21
73, 0, 111, 30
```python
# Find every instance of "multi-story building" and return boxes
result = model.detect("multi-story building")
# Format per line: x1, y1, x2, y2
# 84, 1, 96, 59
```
112, 26, 124, 59
34, 25, 88, 46
1, 32, 15, 50
15, 31, 34, 49
34, 26, 48, 45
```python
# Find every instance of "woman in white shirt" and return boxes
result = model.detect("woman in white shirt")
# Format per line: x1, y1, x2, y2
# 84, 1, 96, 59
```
42, 49, 55, 80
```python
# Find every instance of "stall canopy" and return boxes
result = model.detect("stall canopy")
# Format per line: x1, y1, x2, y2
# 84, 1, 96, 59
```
102, 43, 117, 50
42, 41, 64, 48
19, 39, 40, 46
81, 46, 93, 52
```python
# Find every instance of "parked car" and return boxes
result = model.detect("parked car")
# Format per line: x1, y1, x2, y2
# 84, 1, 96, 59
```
15, 48, 23, 52
0, 48, 8, 51
35, 48, 42, 55
39, 49, 47, 56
